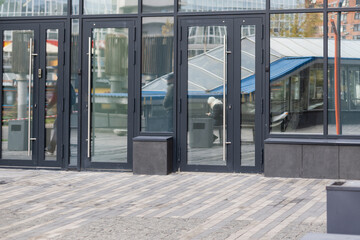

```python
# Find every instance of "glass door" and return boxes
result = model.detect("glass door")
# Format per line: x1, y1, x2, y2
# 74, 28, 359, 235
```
179, 19, 234, 172
82, 20, 135, 169
0, 22, 64, 167
179, 17, 264, 172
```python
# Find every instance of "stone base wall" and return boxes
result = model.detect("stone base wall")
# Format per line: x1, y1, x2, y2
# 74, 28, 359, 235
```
264, 144, 360, 179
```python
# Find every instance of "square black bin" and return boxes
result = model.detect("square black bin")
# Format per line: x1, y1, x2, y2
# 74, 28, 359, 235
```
327, 181, 360, 235
133, 136, 173, 175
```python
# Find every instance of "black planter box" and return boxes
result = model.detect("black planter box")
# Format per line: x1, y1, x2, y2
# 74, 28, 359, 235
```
133, 136, 173, 175
327, 181, 360, 235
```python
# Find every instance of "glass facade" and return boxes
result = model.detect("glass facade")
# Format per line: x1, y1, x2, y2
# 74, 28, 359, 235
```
141, 17, 174, 132
1, 0, 360, 173
328, 12, 360, 135
0, 0, 67, 17
270, 13, 324, 134
84, 0, 137, 14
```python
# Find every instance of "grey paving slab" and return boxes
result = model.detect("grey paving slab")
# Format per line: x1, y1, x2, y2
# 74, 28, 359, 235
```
0, 169, 332, 240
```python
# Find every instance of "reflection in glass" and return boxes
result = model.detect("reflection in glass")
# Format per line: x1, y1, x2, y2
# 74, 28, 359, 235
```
0, 0, 67, 17
179, 0, 265, 12
70, 20, 79, 166
84, 0, 137, 14
328, 12, 360, 135
241, 25, 256, 167
143, 0, 173, 13
187, 26, 226, 166
2, 30, 34, 160
141, 17, 174, 132
270, 13, 324, 134
90, 28, 128, 163
45, 29, 59, 161
328, 0, 360, 8
271, 0, 323, 9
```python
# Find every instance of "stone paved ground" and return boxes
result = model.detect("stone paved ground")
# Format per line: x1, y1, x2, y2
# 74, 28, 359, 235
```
0, 169, 332, 240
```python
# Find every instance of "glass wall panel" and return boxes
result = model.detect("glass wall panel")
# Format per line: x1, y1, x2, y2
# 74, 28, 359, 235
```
84, 0, 137, 14
141, 17, 174, 132
328, 12, 360, 135
44, 29, 59, 161
70, 19, 79, 166
270, 13, 324, 134
143, 0, 173, 13
271, 0, 323, 9
328, 0, 360, 8
72, 0, 79, 14
179, 0, 265, 12
2, 30, 34, 160
187, 25, 227, 166
0, 0, 67, 17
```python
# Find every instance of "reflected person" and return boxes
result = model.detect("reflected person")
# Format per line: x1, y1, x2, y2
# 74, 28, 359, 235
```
163, 73, 174, 132
46, 83, 58, 155
206, 97, 223, 142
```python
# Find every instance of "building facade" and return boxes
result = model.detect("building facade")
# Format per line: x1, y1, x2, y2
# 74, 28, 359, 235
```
0, 0, 360, 179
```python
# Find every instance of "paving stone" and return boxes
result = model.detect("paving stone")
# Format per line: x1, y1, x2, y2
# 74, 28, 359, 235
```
0, 169, 331, 240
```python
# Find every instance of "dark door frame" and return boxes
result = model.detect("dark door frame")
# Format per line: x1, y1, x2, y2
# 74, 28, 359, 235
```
0, 21, 66, 168
81, 19, 136, 170
178, 15, 264, 173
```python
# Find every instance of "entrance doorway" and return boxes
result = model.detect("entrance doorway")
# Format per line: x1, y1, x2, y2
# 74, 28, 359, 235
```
81, 20, 135, 169
179, 17, 264, 172
0, 22, 65, 167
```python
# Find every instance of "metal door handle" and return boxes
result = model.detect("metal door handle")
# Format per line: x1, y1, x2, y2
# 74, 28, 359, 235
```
222, 35, 227, 162
87, 37, 92, 158
28, 38, 37, 156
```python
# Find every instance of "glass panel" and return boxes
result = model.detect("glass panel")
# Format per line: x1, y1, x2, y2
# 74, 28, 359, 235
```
70, 19, 79, 166
328, 12, 360, 135
329, 0, 360, 8
45, 29, 59, 161
90, 28, 128, 163
187, 26, 227, 166
2, 30, 34, 160
143, 0, 173, 13
241, 25, 256, 167
179, 0, 265, 12
270, 13, 324, 134
271, 0, 323, 9
141, 17, 174, 132
0, 0, 67, 17
72, 0, 79, 14
84, 0, 137, 14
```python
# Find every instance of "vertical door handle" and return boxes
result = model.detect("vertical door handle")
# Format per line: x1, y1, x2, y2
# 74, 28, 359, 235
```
87, 37, 92, 158
27, 38, 37, 156
222, 35, 227, 162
